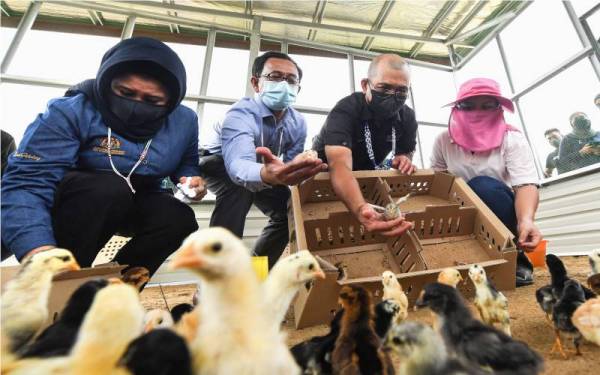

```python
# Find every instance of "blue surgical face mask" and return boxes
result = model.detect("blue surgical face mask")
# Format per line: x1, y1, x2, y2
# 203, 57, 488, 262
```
258, 80, 298, 111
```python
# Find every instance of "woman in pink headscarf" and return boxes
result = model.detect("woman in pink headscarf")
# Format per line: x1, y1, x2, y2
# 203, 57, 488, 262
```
431, 78, 542, 287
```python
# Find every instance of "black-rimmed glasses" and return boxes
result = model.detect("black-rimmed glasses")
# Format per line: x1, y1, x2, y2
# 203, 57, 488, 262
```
260, 72, 300, 86
368, 80, 408, 98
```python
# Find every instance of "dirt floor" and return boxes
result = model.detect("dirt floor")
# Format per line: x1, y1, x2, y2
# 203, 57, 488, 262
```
140, 256, 600, 375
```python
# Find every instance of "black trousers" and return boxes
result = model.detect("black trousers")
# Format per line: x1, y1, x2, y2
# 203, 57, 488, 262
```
200, 155, 290, 267
51, 171, 198, 276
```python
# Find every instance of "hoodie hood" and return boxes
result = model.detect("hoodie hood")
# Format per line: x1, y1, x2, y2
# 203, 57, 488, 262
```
66, 37, 187, 142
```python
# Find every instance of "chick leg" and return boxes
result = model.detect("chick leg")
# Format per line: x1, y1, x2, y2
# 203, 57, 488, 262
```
550, 330, 568, 359
574, 334, 584, 356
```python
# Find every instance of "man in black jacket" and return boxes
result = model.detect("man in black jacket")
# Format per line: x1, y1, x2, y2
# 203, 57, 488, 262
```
312, 54, 417, 238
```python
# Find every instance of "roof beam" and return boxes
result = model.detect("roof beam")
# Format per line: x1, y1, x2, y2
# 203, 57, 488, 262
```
87, 10, 104, 26
409, 0, 459, 58
120, 15, 136, 39
307, 0, 327, 41
163, 0, 180, 34
113, 0, 445, 44
445, 1, 487, 41
244, 0, 253, 15
361, 0, 395, 50
1, 4, 11, 17
445, 10, 516, 45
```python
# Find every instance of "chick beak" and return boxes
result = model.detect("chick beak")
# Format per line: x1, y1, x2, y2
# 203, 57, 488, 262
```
108, 277, 123, 285
143, 322, 155, 334
314, 269, 326, 280
67, 262, 81, 271
170, 245, 203, 270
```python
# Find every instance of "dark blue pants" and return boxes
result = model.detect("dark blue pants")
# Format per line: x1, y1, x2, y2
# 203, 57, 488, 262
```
467, 176, 518, 235
467, 176, 531, 272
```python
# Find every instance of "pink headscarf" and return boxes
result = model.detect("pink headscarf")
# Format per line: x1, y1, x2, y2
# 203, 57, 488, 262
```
445, 78, 518, 153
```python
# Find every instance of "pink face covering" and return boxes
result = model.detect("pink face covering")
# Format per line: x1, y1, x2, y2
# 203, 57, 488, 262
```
448, 108, 517, 152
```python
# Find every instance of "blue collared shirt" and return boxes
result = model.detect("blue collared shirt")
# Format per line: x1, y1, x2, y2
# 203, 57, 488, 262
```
1, 93, 199, 259
202, 97, 307, 192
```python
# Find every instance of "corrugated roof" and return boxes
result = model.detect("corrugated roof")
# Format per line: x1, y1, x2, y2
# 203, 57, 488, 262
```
0, 0, 528, 66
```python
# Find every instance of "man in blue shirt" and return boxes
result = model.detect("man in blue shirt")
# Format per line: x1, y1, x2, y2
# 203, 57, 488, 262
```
200, 51, 326, 267
1, 37, 205, 277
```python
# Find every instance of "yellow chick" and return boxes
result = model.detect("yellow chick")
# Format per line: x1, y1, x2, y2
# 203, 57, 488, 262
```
572, 297, 600, 346
437, 268, 463, 288
169, 227, 300, 375
263, 250, 325, 331
381, 270, 409, 323
468, 264, 511, 336
5, 283, 144, 375
143, 309, 174, 333
1, 249, 80, 359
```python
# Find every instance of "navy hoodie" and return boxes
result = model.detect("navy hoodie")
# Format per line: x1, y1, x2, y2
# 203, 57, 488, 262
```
1, 37, 199, 259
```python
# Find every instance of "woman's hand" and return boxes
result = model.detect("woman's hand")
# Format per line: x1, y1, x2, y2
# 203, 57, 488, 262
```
517, 219, 542, 251
179, 176, 207, 201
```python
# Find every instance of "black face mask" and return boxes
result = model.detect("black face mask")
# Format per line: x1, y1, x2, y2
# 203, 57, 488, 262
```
573, 117, 591, 132
107, 93, 168, 139
368, 90, 406, 120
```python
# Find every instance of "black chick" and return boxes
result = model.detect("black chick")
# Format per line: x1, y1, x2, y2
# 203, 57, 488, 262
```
374, 299, 400, 338
551, 279, 586, 358
416, 283, 543, 375
291, 308, 343, 374
170, 303, 194, 323
119, 329, 193, 375
535, 285, 555, 321
19, 279, 109, 358
291, 298, 397, 374
546, 254, 596, 300
332, 285, 393, 375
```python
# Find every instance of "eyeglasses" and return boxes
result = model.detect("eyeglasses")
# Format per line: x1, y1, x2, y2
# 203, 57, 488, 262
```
259, 72, 300, 86
455, 101, 500, 111
368, 81, 409, 98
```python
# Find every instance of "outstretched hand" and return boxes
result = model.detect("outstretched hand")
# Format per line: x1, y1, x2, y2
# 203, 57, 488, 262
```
357, 204, 413, 237
257, 147, 327, 186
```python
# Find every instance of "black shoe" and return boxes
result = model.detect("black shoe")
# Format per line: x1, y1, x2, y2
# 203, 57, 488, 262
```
516, 250, 534, 287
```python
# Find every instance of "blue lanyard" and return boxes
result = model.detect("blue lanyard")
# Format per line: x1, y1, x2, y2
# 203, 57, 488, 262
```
363, 121, 395, 170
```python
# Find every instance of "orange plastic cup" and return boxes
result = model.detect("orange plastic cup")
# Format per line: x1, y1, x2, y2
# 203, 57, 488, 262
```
525, 240, 547, 268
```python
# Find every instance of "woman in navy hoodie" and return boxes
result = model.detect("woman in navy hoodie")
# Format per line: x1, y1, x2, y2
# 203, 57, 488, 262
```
1, 37, 205, 278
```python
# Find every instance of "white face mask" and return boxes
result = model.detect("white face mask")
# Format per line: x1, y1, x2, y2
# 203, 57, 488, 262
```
258, 80, 298, 111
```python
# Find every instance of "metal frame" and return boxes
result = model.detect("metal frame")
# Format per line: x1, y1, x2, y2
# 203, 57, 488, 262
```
196, 28, 216, 120
410, 1, 459, 58
120, 15, 136, 40
2, 0, 599, 185
361, 0, 395, 51
0, 1, 41, 74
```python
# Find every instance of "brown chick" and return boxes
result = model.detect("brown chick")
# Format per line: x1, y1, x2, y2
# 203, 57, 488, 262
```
381, 270, 409, 323
5, 283, 144, 375
121, 267, 150, 290
572, 297, 600, 346
332, 285, 393, 375
1, 248, 80, 362
437, 268, 463, 288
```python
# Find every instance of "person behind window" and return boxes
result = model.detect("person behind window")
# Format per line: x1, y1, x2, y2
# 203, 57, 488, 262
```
543, 128, 562, 177
557, 112, 600, 173
199, 51, 326, 268
1, 37, 205, 278
430, 77, 541, 287
311, 54, 417, 239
